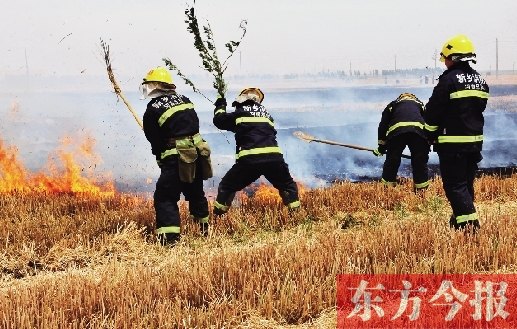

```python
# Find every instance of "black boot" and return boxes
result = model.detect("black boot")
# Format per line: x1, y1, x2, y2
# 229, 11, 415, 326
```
191, 216, 209, 237
288, 204, 301, 216
213, 206, 227, 216
462, 220, 480, 235
450, 216, 480, 234
158, 233, 180, 247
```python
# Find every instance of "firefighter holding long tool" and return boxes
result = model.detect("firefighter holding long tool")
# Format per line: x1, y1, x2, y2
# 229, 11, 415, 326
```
141, 67, 213, 246
424, 35, 489, 233
212, 88, 300, 216
373, 93, 430, 192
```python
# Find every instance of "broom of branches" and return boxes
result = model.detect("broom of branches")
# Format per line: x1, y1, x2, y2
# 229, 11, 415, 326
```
100, 38, 143, 129
163, 4, 247, 101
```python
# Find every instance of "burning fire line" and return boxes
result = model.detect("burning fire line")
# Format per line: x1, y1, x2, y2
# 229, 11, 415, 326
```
240, 178, 307, 203
0, 133, 115, 196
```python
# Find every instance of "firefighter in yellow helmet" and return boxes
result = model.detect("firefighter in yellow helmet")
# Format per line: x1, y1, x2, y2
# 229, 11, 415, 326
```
212, 88, 301, 215
424, 35, 489, 233
141, 67, 213, 246
373, 93, 429, 192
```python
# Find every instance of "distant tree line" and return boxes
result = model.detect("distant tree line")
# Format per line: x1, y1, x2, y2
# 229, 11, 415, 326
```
226, 67, 445, 81
382, 68, 444, 76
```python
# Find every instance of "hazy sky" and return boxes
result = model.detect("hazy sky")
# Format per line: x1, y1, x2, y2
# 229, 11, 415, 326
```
2, 0, 516, 80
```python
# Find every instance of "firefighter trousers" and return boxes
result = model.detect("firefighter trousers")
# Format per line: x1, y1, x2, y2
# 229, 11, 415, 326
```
383, 133, 429, 189
214, 161, 300, 214
154, 155, 209, 238
438, 151, 482, 228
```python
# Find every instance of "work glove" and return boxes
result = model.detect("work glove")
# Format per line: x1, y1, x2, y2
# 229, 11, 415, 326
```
214, 96, 227, 108
373, 144, 387, 157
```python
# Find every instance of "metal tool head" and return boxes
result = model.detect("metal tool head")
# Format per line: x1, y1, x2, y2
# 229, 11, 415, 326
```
293, 131, 315, 143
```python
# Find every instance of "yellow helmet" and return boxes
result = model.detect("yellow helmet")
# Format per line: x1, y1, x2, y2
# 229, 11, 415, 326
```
439, 35, 475, 62
239, 87, 264, 103
396, 93, 417, 102
143, 67, 174, 85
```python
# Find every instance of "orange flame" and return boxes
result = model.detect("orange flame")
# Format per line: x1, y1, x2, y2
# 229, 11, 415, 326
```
253, 178, 282, 203
0, 132, 114, 196
241, 178, 306, 204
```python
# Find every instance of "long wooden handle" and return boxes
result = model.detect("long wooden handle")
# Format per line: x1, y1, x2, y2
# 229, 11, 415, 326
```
312, 138, 412, 159
313, 138, 374, 151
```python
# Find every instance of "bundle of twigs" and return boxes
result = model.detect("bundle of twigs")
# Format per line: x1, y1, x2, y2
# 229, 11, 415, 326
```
100, 38, 143, 129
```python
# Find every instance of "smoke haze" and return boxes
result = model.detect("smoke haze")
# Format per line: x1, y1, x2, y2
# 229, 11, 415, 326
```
1, 78, 516, 194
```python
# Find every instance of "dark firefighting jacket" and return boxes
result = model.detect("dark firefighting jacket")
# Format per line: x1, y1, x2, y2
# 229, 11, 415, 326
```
213, 99, 284, 164
377, 96, 426, 146
143, 92, 200, 160
424, 61, 489, 153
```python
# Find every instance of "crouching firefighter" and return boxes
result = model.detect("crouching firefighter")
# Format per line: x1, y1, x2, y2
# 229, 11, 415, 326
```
425, 35, 489, 233
212, 88, 300, 216
373, 93, 430, 192
141, 67, 213, 246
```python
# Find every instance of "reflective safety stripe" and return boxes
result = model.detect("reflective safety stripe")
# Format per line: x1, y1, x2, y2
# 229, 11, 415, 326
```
157, 226, 181, 234
437, 135, 483, 143
414, 181, 429, 189
236, 146, 282, 159
450, 90, 489, 99
175, 133, 203, 147
378, 140, 386, 145
386, 122, 424, 135
214, 201, 229, 212
190, 215, 209, 223
288, 200, 301, 209
235, 117, 274, 126
456, 213, 478, 224
158, 103, 194, 126
381, 178, 397, 187
373, 149, 383, 156
161, 148, 178, 159
424, 123, 438, 132
215, 109, 226, 115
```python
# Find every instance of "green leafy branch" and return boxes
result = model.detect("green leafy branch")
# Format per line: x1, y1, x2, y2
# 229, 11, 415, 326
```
163, 4, 247, 99
162, 58, 213, 103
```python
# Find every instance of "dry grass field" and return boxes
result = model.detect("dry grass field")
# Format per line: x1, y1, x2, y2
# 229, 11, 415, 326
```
1, 78, 516, 328
1, 173, 517, 328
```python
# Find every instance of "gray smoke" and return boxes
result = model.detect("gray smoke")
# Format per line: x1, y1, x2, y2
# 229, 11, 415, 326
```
0, 82, 516, 193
